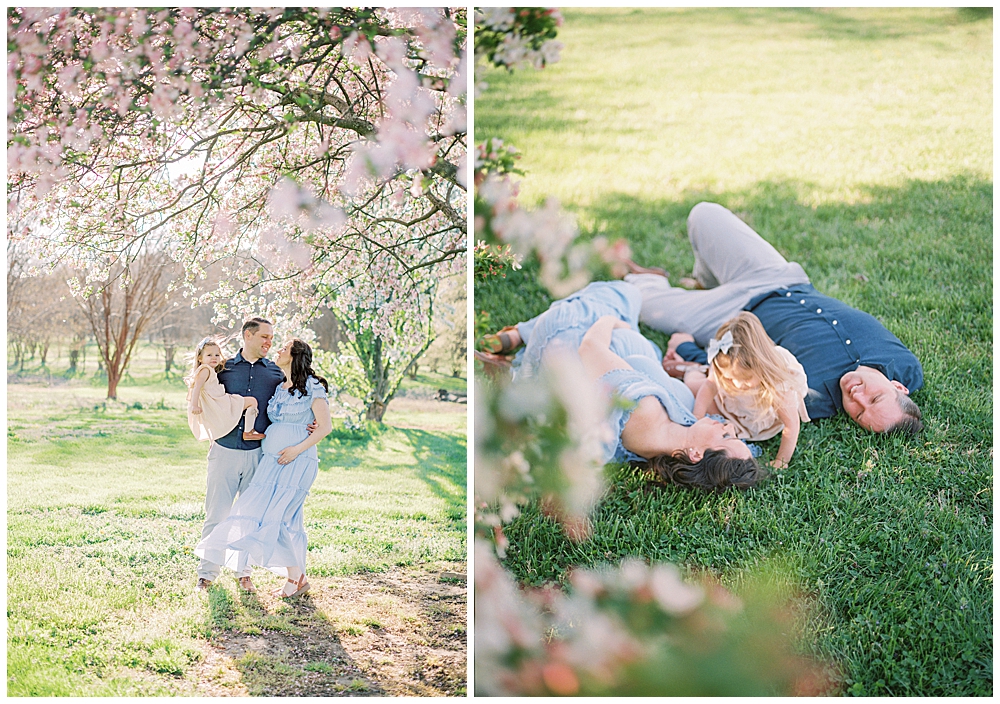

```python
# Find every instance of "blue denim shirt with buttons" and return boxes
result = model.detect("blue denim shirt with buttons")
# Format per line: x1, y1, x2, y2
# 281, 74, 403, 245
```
676, 283, 923, 420
215, 350, 286, 450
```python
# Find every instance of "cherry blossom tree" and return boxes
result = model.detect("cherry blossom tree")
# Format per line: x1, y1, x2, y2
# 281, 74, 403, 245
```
8, 7, 467, 401
316, 270, 439, 422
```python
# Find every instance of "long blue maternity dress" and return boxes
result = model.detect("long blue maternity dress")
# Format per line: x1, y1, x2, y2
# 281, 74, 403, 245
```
196, 376, 327, 577
512, 280, 699, 464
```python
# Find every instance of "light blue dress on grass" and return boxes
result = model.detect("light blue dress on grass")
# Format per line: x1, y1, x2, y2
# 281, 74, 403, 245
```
512, 281, 697, 464
196, 376, 327, 577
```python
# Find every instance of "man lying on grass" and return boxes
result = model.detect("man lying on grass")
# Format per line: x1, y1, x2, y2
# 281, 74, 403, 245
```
623, 202, 924, 436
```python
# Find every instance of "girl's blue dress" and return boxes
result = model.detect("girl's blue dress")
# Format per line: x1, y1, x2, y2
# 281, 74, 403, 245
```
512, 281, 698, 464
196, 376, 327, 577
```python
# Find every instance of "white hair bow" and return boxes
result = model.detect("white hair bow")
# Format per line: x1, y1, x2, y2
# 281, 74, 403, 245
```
706, 331, 734, 363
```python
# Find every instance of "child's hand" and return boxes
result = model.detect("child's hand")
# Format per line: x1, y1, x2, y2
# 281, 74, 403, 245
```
769, 458, 789, 470
189, 403, 203, 415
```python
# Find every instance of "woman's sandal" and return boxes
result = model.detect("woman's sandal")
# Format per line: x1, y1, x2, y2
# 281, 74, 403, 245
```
274, 574, 310, 599
479, 325, 521, 355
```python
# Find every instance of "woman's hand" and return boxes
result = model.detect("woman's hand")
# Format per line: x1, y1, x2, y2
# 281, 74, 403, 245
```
189, 403, 203, 415
277, 445, 302, 465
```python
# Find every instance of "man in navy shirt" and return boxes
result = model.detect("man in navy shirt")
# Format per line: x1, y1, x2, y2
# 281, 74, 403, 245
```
624, 202, 923, 436
196, 317, 286, 592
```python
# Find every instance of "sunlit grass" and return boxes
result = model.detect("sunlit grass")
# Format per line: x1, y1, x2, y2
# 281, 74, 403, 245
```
7, 345, 466, 695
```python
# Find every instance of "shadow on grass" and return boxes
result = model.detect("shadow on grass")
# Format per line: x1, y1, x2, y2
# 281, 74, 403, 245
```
204, 584, 382, 696
316, 424, 391, 470
398, 428, 466, 517
478, 175, 992, 695
479, 174, 991, 345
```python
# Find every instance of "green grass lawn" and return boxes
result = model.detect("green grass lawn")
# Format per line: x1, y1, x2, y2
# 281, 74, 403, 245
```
7, 344, 466, 695
475, 8, 991, 697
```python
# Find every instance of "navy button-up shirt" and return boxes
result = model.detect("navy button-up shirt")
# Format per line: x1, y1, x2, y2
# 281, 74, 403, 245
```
676, 283, 923, 419
215, 350, 286, 450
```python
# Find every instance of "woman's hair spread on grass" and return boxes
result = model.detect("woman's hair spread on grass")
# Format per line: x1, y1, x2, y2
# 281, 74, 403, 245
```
640, 449, 766, 491
710, 311, 796, 412
185, 338, 225, 387
287, 339, 329, 398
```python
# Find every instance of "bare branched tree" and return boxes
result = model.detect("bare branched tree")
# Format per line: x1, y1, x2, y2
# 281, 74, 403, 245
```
75, 253, 174, 399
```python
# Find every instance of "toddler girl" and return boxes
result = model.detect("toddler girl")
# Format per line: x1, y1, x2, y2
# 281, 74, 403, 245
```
690, 312, 809, 468
186, 338, 265, 442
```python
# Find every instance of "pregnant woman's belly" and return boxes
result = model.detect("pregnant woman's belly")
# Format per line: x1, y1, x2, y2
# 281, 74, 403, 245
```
261, 422, 313, 458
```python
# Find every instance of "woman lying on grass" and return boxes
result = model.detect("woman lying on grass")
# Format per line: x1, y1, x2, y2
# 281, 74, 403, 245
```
666, 312, 810, 469
480, 281, 764, 491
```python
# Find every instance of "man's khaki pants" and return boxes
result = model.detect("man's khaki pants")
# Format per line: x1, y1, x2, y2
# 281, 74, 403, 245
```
626, 201, 811, 347
197, 442, 260, 581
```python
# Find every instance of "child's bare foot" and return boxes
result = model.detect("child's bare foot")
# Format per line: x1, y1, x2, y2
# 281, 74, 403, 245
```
243, 431, 266, 441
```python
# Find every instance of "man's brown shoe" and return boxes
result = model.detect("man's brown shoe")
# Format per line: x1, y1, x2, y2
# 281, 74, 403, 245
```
196, 578, 213, 592
238, 576, 257, 593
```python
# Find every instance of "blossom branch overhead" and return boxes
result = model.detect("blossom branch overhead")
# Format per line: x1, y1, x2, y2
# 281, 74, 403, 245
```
8, 6, 467, 334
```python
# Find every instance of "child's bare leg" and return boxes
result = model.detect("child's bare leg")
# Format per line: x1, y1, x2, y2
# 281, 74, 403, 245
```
242, 403, 265, 441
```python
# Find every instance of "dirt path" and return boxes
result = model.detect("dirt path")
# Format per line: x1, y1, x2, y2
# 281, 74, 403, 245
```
190, 563, 467, 696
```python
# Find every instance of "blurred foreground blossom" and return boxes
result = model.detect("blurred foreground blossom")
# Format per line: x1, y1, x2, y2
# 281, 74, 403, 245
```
475, 349, 609, 544
475, 545, 839, 696
474, 7, 563, 71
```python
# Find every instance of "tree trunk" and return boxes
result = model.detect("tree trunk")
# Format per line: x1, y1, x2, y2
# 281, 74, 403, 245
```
404, 357, 419, 380
164, 344, 176, 375
68, 349, 79, 373
107, 367, 121, 400
366, 400, 388, 422
39, 342, 49, 367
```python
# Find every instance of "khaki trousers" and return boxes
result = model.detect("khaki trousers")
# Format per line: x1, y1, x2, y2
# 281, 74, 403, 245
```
197, 442, 260, 581
626, 201, 811, 347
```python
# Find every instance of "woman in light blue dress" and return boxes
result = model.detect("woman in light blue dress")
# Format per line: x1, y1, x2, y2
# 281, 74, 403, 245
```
196, 339, 333, 598
489, 281, 763, 490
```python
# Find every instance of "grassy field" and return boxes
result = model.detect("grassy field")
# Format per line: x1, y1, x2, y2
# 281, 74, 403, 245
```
7, 343, 467, 695
475, 8, 991, 697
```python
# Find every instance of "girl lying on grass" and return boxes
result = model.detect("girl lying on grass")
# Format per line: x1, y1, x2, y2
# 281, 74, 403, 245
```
186, 338, 265, 443
670, 312, 809, 469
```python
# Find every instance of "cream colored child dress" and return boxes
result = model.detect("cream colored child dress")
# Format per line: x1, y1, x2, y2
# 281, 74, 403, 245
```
187, 364, 257, 441
712, 346, 810, 441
